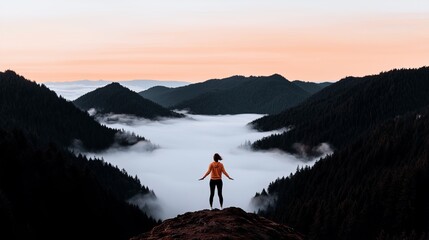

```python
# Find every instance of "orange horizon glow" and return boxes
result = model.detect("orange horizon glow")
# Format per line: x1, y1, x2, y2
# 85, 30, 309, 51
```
1, 1, 428, 83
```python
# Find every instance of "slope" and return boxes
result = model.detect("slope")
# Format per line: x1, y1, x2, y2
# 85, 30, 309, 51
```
252, 108, 429, 240
0, 70, 142, 151
252, 67, 429, 154
73, 82, 182, 119
0, 129, 158, 240
292, 80, 332, 94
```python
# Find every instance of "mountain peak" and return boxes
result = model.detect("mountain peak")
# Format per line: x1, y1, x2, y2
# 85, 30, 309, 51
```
3, 69, 18, 75
74, 80, 182, 119
104, 81, 126, 89
132, 207, 303, 240
108, 81, 121, 86
269, 73, 286, 79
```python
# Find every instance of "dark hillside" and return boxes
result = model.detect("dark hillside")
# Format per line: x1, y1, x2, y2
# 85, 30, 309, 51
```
252, 67, 429, 154
253, 108, 429, 239
0, 129, 158, 240
292, 80, 332, 94
0, 70, 140, 151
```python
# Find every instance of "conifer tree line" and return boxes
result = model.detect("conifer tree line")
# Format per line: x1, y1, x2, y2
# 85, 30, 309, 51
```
0, 71, 159, 240
253, 68, 429, 239
0, 129, 159, 240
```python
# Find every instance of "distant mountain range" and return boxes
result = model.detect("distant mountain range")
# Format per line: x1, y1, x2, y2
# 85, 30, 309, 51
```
44, 79, 190, 101
251, 67, 429, 155
73, 82, 183, 119
0, 70, 144, 151
140, 74, 331, 115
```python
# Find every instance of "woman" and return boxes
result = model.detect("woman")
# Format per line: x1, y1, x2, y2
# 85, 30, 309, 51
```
199, 153, 233, 209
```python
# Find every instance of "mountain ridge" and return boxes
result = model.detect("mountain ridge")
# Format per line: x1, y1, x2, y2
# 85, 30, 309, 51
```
140, 75, 254, 108
251, 67, 429, 155
140, 74, 329, 114
0, 70, 140, 151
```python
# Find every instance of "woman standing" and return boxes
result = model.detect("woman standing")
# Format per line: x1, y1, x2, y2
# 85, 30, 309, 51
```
199, 153, 233, 209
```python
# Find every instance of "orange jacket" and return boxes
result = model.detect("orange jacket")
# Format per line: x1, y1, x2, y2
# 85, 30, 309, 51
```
203, 161, 231, 180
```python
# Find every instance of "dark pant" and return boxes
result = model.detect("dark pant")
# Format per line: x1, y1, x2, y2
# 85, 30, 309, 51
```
209, 179, 223, 208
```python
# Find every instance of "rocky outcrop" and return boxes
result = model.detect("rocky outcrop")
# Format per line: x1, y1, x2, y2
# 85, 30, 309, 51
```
131, 207, 303, 240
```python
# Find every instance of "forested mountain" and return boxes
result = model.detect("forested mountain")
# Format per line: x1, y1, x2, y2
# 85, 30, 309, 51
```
252, 108, 429, 240
172, 74, 311, 115
140, 75, 257, 108
0, 70, 142, 151
252, 67, 429, 154
73, 82, 182, 119
140, 74, 327, 114
0, 129, 158, 240
140, 86, 171, 104
84, 157, 155, 203
292, 80, 332, 94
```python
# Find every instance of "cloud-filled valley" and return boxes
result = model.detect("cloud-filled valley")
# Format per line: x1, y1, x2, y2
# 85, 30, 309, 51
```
85, 113, 328, 220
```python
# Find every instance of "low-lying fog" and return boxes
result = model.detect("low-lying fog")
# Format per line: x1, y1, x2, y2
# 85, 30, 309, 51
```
87, 114, 320, 220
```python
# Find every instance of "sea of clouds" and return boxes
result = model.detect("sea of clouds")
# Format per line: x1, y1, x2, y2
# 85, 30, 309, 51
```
85, 113, 330, 220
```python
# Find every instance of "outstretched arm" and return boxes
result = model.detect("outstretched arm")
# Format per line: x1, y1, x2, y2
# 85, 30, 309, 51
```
199, 165, 211, 180
222, 166, 234, 180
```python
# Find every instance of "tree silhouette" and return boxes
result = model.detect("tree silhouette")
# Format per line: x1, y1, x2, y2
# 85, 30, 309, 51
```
254, 108, 429, 239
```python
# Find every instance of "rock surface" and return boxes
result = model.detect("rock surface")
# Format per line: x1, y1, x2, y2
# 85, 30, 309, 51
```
131, 207, 303, 240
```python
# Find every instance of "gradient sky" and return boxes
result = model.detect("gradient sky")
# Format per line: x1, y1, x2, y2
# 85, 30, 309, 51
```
1, 0, 428, 82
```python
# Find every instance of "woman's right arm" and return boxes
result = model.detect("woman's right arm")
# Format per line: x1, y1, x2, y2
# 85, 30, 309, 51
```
199, 164, 211, 180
